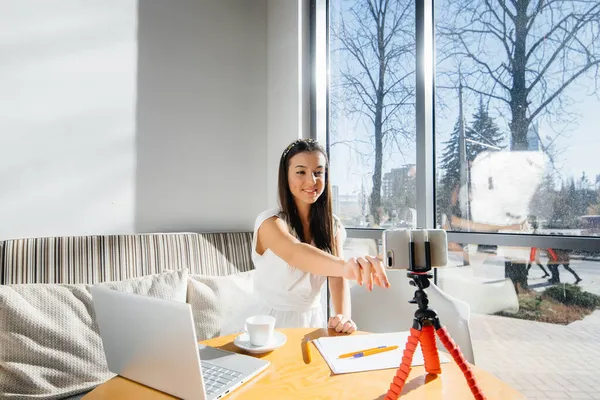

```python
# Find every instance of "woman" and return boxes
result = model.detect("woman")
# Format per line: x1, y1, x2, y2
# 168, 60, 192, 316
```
225, 138, 390, 335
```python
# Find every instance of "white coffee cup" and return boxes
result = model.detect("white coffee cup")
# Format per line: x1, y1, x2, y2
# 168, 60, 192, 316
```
245, 315, 275, 347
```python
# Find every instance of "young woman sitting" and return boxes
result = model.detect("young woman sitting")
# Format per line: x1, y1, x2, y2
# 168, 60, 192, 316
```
224, 138, 390, 335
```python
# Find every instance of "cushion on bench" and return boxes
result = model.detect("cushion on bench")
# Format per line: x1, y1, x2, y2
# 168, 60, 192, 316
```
0, 269, 188, 400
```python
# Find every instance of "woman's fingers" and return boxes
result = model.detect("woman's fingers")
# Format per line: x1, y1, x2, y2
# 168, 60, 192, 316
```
352, 259, 363, 286
343, 320, 356, 334
373, 274, 383, 287
334, 315, 346, 332
328, 314, 343, 329
357, 257, 373, 291
328, 314, 356, 334
366, 255, 390, 288
344, 255, 390, 289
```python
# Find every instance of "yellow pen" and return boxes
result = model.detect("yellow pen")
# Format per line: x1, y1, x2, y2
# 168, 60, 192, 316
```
338, 345, 399, 359
304, 339, 312, 363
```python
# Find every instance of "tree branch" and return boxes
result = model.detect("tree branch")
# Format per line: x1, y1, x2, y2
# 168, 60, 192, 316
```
382, 96, 414, 126
453, 37, 511, 92
336, 17, 378, 93
341, 72, 377, 111
528, 6, 599, 94
529, 59, 600, 121
382, 70, 414, 97
526, 12, 576, 61
463, 84, 511, 104
496, 0, 515, 20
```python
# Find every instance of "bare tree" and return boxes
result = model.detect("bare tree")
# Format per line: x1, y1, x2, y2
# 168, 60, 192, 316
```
438, 0, 600, 150
331, 0, 415, 225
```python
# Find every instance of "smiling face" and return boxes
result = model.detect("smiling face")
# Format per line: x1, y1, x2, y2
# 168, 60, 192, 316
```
277, 139, 334, 251
287, 151, 327, 206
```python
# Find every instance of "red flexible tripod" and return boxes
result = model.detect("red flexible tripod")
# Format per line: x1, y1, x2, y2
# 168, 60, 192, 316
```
385, 232, 486, 400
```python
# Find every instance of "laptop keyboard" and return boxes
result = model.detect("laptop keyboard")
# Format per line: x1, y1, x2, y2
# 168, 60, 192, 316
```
201, 361, 244, 397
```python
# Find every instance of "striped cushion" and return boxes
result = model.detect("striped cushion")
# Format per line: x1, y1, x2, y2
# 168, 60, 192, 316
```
1, 233, 253, 285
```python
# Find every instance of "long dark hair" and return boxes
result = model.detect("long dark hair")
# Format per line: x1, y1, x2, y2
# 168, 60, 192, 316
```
277, 139, 336, 256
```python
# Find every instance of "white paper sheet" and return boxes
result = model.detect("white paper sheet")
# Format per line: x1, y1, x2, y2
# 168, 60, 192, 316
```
313, 332, 450, 375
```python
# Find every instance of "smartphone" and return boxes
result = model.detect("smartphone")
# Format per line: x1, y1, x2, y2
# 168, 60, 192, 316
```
382, 229, 448, 270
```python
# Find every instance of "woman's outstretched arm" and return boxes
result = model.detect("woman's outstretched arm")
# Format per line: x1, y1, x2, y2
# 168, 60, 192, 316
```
257, 216, 389, 287
256, 216, 347, 277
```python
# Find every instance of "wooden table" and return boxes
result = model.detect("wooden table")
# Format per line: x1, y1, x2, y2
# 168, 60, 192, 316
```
84, 328, 525, 399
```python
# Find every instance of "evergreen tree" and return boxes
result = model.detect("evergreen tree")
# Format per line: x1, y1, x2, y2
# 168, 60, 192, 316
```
552, 178, 578, 228
438, 98, 505, 218
579, 172, 590, 190
529, 172, 556, 227
438, 118, 463, 216
467, 97, 505, 157
577, 172, 597, 216
548, 174, 599, 228
569, 178, 577, 197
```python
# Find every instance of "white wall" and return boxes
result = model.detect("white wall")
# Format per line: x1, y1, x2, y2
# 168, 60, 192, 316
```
0, 1, 138, 240
266, 0, 311, 209
134, 0, 268, 233
0, 0, 292, 240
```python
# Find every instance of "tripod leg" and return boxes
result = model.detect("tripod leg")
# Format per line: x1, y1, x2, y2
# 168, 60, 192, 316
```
420, 325, 441, 374
436, 327, 486, 400
385, 327, 421, 400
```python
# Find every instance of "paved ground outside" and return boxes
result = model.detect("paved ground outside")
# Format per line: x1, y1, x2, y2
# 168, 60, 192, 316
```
438, 250, 600, 399
470, 310, 600, 399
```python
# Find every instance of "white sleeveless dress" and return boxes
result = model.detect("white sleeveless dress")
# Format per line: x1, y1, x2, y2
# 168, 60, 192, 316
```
221, 208, 346, 334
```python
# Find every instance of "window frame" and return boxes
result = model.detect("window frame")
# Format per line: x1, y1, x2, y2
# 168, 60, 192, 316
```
310, 0, 599, 253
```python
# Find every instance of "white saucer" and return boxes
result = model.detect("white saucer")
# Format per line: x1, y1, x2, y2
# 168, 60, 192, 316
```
233, 331, 287, 354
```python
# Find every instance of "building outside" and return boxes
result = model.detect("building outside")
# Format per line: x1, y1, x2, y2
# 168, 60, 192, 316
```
382, 164, 416, 200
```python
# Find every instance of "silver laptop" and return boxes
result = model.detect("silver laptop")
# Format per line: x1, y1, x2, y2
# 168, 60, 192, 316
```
91, 286, 270, 400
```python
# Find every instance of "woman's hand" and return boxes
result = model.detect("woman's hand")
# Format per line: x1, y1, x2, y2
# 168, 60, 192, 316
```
328, 314, 357, 334
342, 255, 390, 291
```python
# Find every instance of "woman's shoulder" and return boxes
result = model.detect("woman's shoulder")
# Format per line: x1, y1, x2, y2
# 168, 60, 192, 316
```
256, 207, 281, 220
254, 208, 284, 231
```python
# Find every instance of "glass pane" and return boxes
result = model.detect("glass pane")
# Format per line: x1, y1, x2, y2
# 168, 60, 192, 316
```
328, 0, 416, 228
438, 242, 600, 399
435, 0, 600, 237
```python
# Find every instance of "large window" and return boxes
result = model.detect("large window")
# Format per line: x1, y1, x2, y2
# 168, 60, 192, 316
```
324, 0, 600, 237
327, 0, 417, 229
435, 0, 600, 238
315, 1, 600, 399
